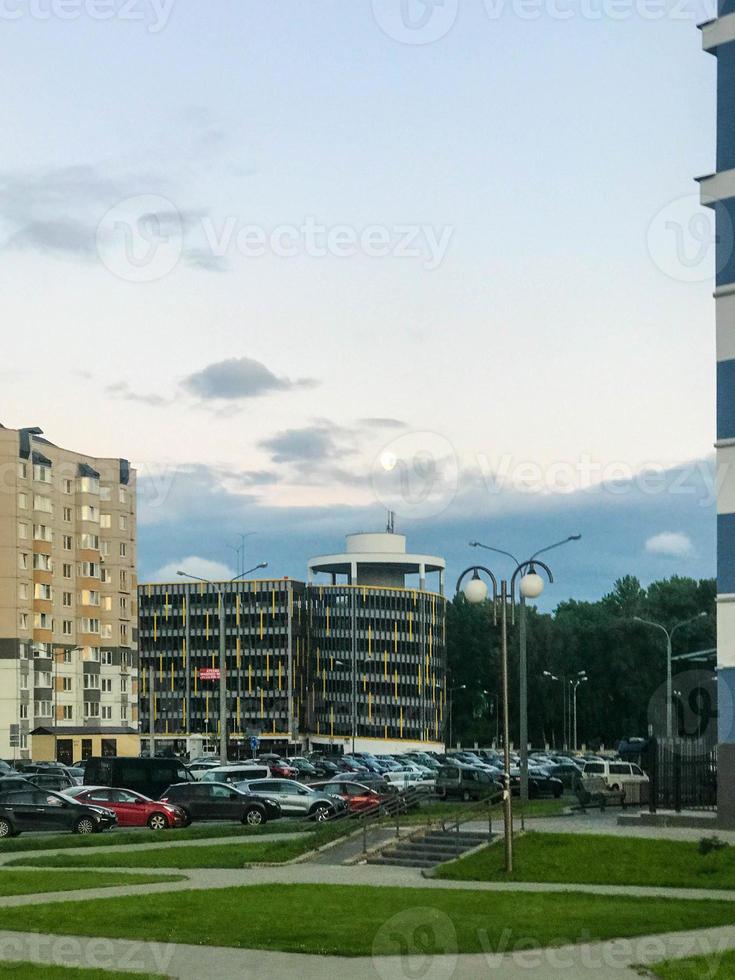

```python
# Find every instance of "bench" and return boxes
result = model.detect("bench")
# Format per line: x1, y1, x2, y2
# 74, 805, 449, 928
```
574, 775, 626, 811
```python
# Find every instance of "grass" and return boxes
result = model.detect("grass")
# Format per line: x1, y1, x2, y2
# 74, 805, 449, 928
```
0, 820, 312, 854
0, 966, 165, 980
6, 823, 345, 870
0, 870, 182, 896
435, 831, 735, 890
400, 795, 569, 827
2, 884, 735, 956
650, 950, 735, 978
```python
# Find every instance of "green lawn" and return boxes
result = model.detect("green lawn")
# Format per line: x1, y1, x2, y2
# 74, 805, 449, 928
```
2, 884, 735, 956
435, 831, 735, 890
0, 820, 312, 855
401, 796, 568, 827
0, 966, 165, 980
651, 950, 735, 978
6, 824, 344, 870
0, 870, 182, 896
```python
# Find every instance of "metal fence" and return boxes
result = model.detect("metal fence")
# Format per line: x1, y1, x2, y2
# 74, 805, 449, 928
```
642, 736, 718, 813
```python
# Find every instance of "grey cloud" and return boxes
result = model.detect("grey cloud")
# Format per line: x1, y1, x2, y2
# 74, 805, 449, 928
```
5, 218, 96, 257
107, 382, 169, 408
259, 425, 345, 464
183, 357, 318, 402
183, 247, 230, 272
358, 418, 408, 430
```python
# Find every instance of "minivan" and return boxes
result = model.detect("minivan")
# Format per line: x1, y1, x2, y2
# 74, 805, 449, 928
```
582, 759, 649, 790
435, 763, 502, 802
84, 757, 193, 799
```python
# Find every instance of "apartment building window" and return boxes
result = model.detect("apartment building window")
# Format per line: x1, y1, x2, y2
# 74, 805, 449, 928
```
34, 701, 52, 716
84, 647, 100, 663
63, 592, 72, 608
121, 705, 128, 721
78, 562, 100, 579
119, 487, 128, 505
62, 620, 73, 636
77, 477, 99, 495
79, 505, 99, 523
37, 671, 52, 687
17, 522, 28, 539
33, 464, 52, 484
120, 570, 128, 591
120, 624, 129, 645
33, 495, 52, 514
33, 553, 52, 571
81, 590, 100, 607
34, 612, 53, 630
101, 650, 113, 665
101, 705, 112, 720
62, 563, 72, 578
100, 486, 111, 502
61, 677, 72, 691
34, 583, 53, 601
34, 643, 51, 658
19, 704, 28, 720
79, 533, 99, 550
120, 651, 131, 667
119, 514, 128, 531
119, 543, 127, 558
18, 643, 28, 660
121, 677, 128, 693
84, 702, 100, 718
62, 706, 73, 720
18, 492, 27, 509
18, 462, 27, 479
63, 478, 73, 494
63, 649, 72, 664
19, 673, 28, 690
120, 596, 128, 616
63, 506, 72, 522
102, 596, 112, 612
100, 514, 111, 529
101, 678, 112, 693
18, 553, 28, 571
63, 535, 73, 551
100, 540, 110, 557
101, 624, 113, 639
84, 674, 100, 689
101, 568, 111, 584
80, 618, 100, 634
18, 583, 29, 601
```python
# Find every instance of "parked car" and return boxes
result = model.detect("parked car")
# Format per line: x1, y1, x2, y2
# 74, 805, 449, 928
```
66, 786, 187, 830
0, 760, 11, 777
583, 760, 649, 791
550, 763, 583, 790
236, 778, 345, 821
159, 782, 280, 825
29, 771, 77, 793
0, 776, 33, 795
286, 758, 319, 779
525, 767, 564, 798
312, 779, 392, 814
85, 757, 194, 799
186, 761, 221, 780
201, 764, 271, 784
435, 763, 502, 802
0, 789, 117, 838
267, 760, 299, 779
311, 759, 342, 778
67, 766, 86, 786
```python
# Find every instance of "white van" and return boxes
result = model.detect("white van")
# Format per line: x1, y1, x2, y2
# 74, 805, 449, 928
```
201, 764, 271, 784
583, 760, 649, 790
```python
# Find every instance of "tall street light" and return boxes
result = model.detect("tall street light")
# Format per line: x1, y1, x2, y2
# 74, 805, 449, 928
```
470, 536, 581, 801
570, 671, 587, 751
542, 671, 563, 748
634, 612, 707, 740
456, 563, 513, 873
447, 684, 466, 748
177, 563, 268, 765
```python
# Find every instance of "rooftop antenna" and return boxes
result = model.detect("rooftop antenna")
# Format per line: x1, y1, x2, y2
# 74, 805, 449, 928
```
386, 511, 396, 534
227, 532, 256, 578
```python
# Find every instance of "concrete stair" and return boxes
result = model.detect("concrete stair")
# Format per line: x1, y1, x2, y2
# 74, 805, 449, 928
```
366, 829, 491, 869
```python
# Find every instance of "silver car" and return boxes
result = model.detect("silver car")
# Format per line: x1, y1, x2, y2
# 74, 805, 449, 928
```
236, 778, 344, 821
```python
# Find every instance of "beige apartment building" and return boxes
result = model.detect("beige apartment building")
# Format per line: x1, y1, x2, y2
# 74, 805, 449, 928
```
0, 424, 139, 762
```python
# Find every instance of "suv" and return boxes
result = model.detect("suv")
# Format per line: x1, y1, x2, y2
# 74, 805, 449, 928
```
237, 779, 345, 821
0, 789, 117, 838
435, 763, 503, 802
159, 782, 280, 826
201, 764, 271, 784
583, 760, 649, 791
85, 757, 193, 799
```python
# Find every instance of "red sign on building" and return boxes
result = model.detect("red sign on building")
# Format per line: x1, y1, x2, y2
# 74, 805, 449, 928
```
199, 668, 221, 681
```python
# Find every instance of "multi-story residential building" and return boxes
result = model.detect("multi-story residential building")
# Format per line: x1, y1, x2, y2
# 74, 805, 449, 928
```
0, 424, 139, 762
700, 10, 735, 823
138, 531, 446, 757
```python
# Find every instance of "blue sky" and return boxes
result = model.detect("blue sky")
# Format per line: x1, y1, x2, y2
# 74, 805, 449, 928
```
0, 0, 720, 606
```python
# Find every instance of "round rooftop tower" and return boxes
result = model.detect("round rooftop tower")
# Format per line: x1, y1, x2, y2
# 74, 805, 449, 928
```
308, 531, 445, 594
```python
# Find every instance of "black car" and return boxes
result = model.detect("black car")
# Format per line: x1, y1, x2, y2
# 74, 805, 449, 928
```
0, 789, 117, 838
310, 759, 341, 777
526, 768, 564, 799
159, 781, 281, 825
0, 776, 34, 795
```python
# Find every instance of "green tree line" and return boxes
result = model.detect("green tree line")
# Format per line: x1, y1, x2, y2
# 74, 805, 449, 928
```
445, 575, 716, 750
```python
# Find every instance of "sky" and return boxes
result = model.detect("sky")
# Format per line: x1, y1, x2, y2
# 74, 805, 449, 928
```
0, 0, 721, 608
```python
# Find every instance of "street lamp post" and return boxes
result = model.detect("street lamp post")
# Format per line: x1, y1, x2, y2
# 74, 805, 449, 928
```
570, 671, 587, 751
457, 564, 514, 872
470, 536, 581, 801
177, 563, 268, 765
634, 613, 707, 740
446, 684, 466, 748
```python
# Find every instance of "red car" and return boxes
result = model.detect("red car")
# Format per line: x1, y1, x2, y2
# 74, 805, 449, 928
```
67, 786, 187, 830
269, 761, 298, 779
312, 780, 391, 814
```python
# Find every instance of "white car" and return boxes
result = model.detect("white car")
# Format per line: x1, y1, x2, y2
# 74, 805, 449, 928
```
383, 768, 434, 790
582, 760, 649, 790
186, 761, 221, 781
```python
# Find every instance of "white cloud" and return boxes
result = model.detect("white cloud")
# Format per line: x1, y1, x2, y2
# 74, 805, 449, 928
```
147, 556, 234, 584
645, 532, 693, 557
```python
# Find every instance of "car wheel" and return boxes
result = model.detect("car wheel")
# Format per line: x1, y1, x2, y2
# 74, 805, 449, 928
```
610, 783, 620, 791
312, 804, 332, 822
147, 813, 169, 831
553, 785, 563, 798
74, 817, 96, 835
461, 789, 471, 802
243, 807, 265, 826
0, 818, 14, 838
